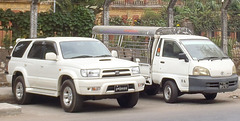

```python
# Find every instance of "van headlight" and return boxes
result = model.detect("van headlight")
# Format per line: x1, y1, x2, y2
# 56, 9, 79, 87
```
193, 66, 210, 76
232, 65, 237, 74
132, 67, 140, 74
81, 69, 100, 77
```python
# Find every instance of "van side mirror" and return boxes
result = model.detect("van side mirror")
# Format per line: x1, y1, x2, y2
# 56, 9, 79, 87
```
45, 52, 57, 61
178, 53, 189, 62
111, 50, 118, 58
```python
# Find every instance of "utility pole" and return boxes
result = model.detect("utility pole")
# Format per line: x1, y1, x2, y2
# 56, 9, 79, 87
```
30, 0, 38, 38
167, 0, 177, 27
221, 0, 231, 55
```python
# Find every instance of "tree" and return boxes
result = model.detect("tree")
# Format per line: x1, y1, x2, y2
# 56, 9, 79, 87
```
221, 0, 231, 55
167, 0, 177, 27
30, 0, 39, 38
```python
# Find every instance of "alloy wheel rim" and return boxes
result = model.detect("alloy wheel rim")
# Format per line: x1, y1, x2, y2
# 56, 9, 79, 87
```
63, 86, 73, 107
16, 82, 24, 100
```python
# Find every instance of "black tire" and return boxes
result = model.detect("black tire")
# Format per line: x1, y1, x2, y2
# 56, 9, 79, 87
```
13, 76, 32, 104
60, 79, 83, 112
203, 93, 217, 100
163, 81, 178, 103
117, 92, 139, 108
145, 84, 159, 96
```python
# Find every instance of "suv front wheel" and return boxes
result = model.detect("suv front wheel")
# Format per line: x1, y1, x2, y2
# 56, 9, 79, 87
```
117, 92, 139, 108
60, 79, 83, 112
13, 76, 32, 104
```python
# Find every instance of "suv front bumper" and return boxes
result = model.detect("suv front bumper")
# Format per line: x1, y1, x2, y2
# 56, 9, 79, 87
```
74, 76, 145, 95
189, 74, 238, 93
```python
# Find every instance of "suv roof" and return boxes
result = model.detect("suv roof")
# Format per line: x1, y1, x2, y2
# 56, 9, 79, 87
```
17, 37, 98, 43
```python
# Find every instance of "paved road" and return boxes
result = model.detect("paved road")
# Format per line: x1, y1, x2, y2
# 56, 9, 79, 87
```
1, 91, 240, 121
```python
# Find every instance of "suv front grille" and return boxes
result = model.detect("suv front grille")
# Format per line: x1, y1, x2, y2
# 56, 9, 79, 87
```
102, 69, 131, 77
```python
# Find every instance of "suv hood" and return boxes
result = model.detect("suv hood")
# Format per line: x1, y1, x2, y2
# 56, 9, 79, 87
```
62, 57, 138, 69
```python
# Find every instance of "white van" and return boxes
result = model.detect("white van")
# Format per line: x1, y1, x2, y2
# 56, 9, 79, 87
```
93, 26, 238, 103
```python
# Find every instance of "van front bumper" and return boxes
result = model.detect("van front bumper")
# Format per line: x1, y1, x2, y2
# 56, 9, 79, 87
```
189, 74, 238, 93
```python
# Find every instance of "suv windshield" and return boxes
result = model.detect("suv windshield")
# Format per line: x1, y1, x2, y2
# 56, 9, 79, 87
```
181, 39, 228, 60
60, 40, 111, 59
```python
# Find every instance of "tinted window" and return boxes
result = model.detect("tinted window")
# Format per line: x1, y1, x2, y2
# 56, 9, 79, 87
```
28, 42, 44, 59
12, 41, 31, 57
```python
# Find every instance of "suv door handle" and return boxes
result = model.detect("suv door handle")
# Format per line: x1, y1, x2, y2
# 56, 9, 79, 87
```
160, 61, 165, 64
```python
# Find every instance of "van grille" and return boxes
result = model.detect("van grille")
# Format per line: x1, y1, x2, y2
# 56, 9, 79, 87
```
206, 81, 238, 88
102, 69, 131, 77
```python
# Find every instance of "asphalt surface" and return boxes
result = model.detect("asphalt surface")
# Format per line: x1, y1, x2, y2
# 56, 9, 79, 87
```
0, 87, 240, 121
0, 88, 240, 121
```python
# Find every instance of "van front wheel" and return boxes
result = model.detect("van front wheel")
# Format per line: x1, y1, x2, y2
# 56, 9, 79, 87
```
163, 81, 178, 103
203, 93, 217, 100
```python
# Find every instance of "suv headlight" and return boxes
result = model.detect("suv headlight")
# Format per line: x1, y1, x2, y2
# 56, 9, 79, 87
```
81, 69, 100, 77
232, 65, 237, 74
193, 66, 210, 76
132, 67, 140, 74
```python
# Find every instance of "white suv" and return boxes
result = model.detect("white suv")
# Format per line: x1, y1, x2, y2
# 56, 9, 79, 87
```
6, 37, 145, 112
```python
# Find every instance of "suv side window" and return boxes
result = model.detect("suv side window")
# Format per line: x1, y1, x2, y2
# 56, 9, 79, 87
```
12, 41, 32, 58
28, 41, 44, 59
162, 40, 183, 58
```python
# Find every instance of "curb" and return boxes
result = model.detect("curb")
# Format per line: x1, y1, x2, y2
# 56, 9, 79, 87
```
0, 103, 21, 116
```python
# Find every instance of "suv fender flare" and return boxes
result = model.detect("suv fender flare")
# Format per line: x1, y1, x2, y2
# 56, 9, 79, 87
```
13, 67, 30, 88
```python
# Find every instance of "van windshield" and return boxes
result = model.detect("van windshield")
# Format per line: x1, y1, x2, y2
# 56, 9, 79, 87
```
181, 39, 228, 60
60, 41, 111, 59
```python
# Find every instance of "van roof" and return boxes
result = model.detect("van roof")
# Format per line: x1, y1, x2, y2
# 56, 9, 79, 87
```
160, 34, 209, 40
92, 26, 192, 36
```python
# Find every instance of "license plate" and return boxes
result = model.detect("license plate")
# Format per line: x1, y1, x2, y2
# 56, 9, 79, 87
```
115, 85, 128, 92
219, 82, 229, 89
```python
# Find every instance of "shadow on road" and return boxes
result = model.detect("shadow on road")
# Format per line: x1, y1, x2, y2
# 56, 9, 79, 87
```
140, 92, 231, 105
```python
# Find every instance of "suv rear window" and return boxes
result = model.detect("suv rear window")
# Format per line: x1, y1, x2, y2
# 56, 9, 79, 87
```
12, 41, 32, 58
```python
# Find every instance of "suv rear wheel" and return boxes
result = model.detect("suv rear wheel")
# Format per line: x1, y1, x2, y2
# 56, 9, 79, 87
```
13, 76, 32, 104
60, 79, 83, 112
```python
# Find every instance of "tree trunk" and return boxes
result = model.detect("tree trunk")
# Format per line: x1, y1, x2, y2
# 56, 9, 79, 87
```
103, 0, 112, 45
221, 0, 231, 55
167, 0, 177, 27
30, 0, 38, 38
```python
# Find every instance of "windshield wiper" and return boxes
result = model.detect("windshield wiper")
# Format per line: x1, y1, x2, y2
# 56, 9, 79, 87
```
71, 55, 93, 58
95, 55, 111, 57
198, 57, 220, 61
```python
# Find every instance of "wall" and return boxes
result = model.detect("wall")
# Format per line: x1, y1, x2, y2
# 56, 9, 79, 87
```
0, 49, 11, 86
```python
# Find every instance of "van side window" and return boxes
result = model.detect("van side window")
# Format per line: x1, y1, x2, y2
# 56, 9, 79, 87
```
12, 41, 31, 58
162, 41, 183, 58
156, 38, 162, 56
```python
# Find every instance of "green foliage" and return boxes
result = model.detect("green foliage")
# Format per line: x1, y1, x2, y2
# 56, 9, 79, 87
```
0, 6, 95, 44
3, 34, 11, 49
109, 16, 130, 26
135, 8, 167, 26
210, 37, 236, 57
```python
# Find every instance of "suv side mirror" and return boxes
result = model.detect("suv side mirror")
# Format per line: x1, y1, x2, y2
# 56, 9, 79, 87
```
45, 52, 57, 61
111, 50, 118, 58
178, 53, 189, 62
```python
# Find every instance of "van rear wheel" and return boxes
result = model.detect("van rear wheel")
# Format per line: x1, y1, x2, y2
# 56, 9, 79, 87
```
163, 81, 178, 103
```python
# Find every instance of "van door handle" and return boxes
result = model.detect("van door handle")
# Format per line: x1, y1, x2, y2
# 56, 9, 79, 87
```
160, 61, 165, 64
